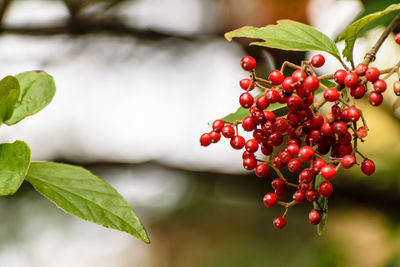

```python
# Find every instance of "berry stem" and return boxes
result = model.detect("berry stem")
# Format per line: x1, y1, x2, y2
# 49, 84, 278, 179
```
254, 76, 272, 85
279, 61, 302, 73
382, 60, 400, 80
318, 74, 334, 80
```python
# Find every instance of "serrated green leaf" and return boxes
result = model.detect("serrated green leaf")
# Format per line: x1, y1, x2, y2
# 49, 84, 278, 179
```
221, 94, 286, 123
338, 4, 400, 63
313, 175, 328, 236
25, 162, 150, 243
5, 71, 56, 125
0, 141, 31, 195
0, 76, 20, 124
225, 20, 341, 60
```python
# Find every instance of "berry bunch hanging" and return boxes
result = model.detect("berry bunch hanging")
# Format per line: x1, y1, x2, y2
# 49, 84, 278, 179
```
200, 6, 400, 233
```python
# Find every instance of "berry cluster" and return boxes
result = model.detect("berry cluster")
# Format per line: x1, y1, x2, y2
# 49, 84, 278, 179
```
200, 41, 400, 229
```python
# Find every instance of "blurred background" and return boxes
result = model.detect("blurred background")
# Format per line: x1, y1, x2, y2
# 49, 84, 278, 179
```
0, 0, 399, 266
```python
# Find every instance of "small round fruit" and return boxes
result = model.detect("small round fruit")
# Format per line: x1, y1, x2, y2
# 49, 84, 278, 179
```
309, 209, 321, 225
255, 163, 269, 178
310, 54, 325, 68
221, 125, 235, 138
209, 131, 221, 143
273, 216, 286, 229
355, 63, 368, 76
318, 181, 333, 197
351, 84, 366, 99
292, 70, 306, 82
305, 189, 319, 202
303, 76, 320, 92
288, 158, 302, 173
263, 193, 278, 207
394, 81, 400, 96
293, 190, 306, 203
373, 79, 387, 93
240, 78, 255, 91
212, 120, 224, 132
299, 169, 315, 184
395, 32, 400, 45
200, 133, 211, 146
243, 157, 257, 170
269, 70, 285, 85
245, 139, 259, 153
239, 92, 254, 108
366, 67, 380, 82
320, 165, 336, 180
311, 158, 326, 174
272, 178, 287, 191
242, 116, 256, 131
241, 56, 256, 71
298, 146, 314, 162
344, 72, 359, 88
369, 91, 383, 106
347, 107, 360, 122
361, 159, 375, 175
334, 69, 347, 84
323, 88, 340, 102
230, 135, 245, 149
341, 155, 356, 168
287, 143, 300, 155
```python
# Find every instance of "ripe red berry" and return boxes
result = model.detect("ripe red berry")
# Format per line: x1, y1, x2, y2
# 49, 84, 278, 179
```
298, 183, 310, 191
310, 54, 325, 68
355, 63, 368, 76
369, 91, 383, 106
347, 107, 360, 122
309, 209, 321, 225
303, 76, 320, 92
255, 163, 269, 178
212, 120, 224, 132
252, 110, 266, 124
275, 186, 289, 198
242, 116, 256, 131
287, 143, 299, 155
310, 114, 324, 129
305, 189, 319, 202
279, 150, 292, 163
274, 118, 288, 132
240, 78, 255, 91
265, 89, 280, 103
351, 84, 366, 99
320, 122, 334, 136
373, 79, 387, 93
299, 169, 315, 184
243, 157, 257, 170
333, 121, 348, 135
256, 95, 269, 110
282, 77, 295, 93
366, 67, 380, 82
273, 216, 286, 229
263, 193, 278, 207
298, 146, 314, 162
341, 154, 356, 168
239, 92, 254, 108
311, 158, 326, 174
292, 70, 306, 82
269, 70, 285, 85
395, 32, 400, 44
241, 56, 256, 71
361, 159, 375, 175
200, 133, 211, 146
221, 125, 235, 138
320, 165, 336, 180
230, 135, 245, 149
209, 131, 221, 143
394, 81, 400, 96
293, 190, 306, 203
344, 72, 359, 88
334, 69, 347, 84
272, 178, 286, 191
261, 143, 274, 156
245, 139, 259, 153
288, 158, 302, 173
242, 151, 255, 159
323, 88, 340, 102
269, 132, 283, 146
287, 95, 302, 111
318, 181, 333, 197
253, 129, 267, 142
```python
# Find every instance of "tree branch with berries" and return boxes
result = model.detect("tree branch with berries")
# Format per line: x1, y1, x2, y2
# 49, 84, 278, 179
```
200, 4, 400, 234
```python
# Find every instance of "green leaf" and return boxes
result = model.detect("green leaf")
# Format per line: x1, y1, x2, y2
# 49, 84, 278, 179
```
25, 162, 150, 243
0, 76, 20, 124
5, 71, 56, 125
225, 20, 341, 60
0, 141, 31, 195
338, 4, 400, 63
221, 94, 286, 123
313, 175, 328, 236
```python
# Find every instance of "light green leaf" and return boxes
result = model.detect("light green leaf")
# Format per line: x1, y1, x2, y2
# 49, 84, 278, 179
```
6, 71, 56, 125
0, 141, 31, 195
338, 4, 400, 63
0, 76, 20, 123
225, 20, 341, 60
221, 94, 286, 123
25, 162, 150, 243
313, 175, 328, 236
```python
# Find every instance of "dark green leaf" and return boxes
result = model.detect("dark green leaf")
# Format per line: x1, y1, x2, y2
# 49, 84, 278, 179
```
338, 4, 400, 63
6, 71, 56, 125
225, 20, 341, 60
0, 141, 31, 195
221, 94, 286, 123
25, 162, 150, 243
313, 175, 328, 236
0, 76, 20, 123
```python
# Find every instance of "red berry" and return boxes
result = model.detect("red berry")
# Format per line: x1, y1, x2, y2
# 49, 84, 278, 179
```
282, 77, 295, 93
366, 67, 380, 82
275, 186, 289, 199
265, 89, 280, 104
287, 143, 300, 155
287, 137, 302, 147
338, 131, 352, 144
303, 76, 320, 92
212, 120, 224, 132
369, 91, 383, 106
241, 56, 256, 71
344, 72, 359, 88
323, 88, 340, 102
341, 155, 356, 168
279, 150, 292, 163
356, 126, 368, 138
334, 69, 347, 84
299, 169, 315, 184
293, 190, 306, 203
311, 114, 324, 129
252, 110, 266, 125
318, 181, 333, 197
320, 122, 334, 136
333, 121, 347, 135
243, 157, 257, 170
272, 178, 286, 191
287, 95, 302, 111
288, 158, 302, 173
373, 79, 387, 93
242, 116, 256, 131
361, 159, 375, 175
309, 209, 321, 225
298, 183, 310, 191
253, 129, 267, 142
273, 216, 286, 229
274, 118, 288, 132
393, 81, 400, 96
347, 107, 360, 122
269, 70, 285, 85
256, 95, 269, 110
395, 33, 400, 44
351, 84, 366, 99
269, 132, 283, 146
298, 146, 314, 162
355, 63, 368, 76
263, 193, 278, 207
239, 92, 254, 108
209, 131, 221, 143
255, 163, 269, 178
221, 125, 235, 138
264, 111, 276, 123
261, 143, 274, 156
305, 189, 319, 202
242, 151, 255, 159
240, 78, 255, 91
311, 158, 326, 174
310, 54, 325, 68
200, 133, 211, 146
273, 155, 285, 169
245, 139, 259, 153
230, 135, 245, 149
320, 165, 336, 180
292, 70, 306, 82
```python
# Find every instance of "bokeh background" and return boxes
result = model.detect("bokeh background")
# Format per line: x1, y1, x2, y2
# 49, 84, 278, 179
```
0, 0, 399, 266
